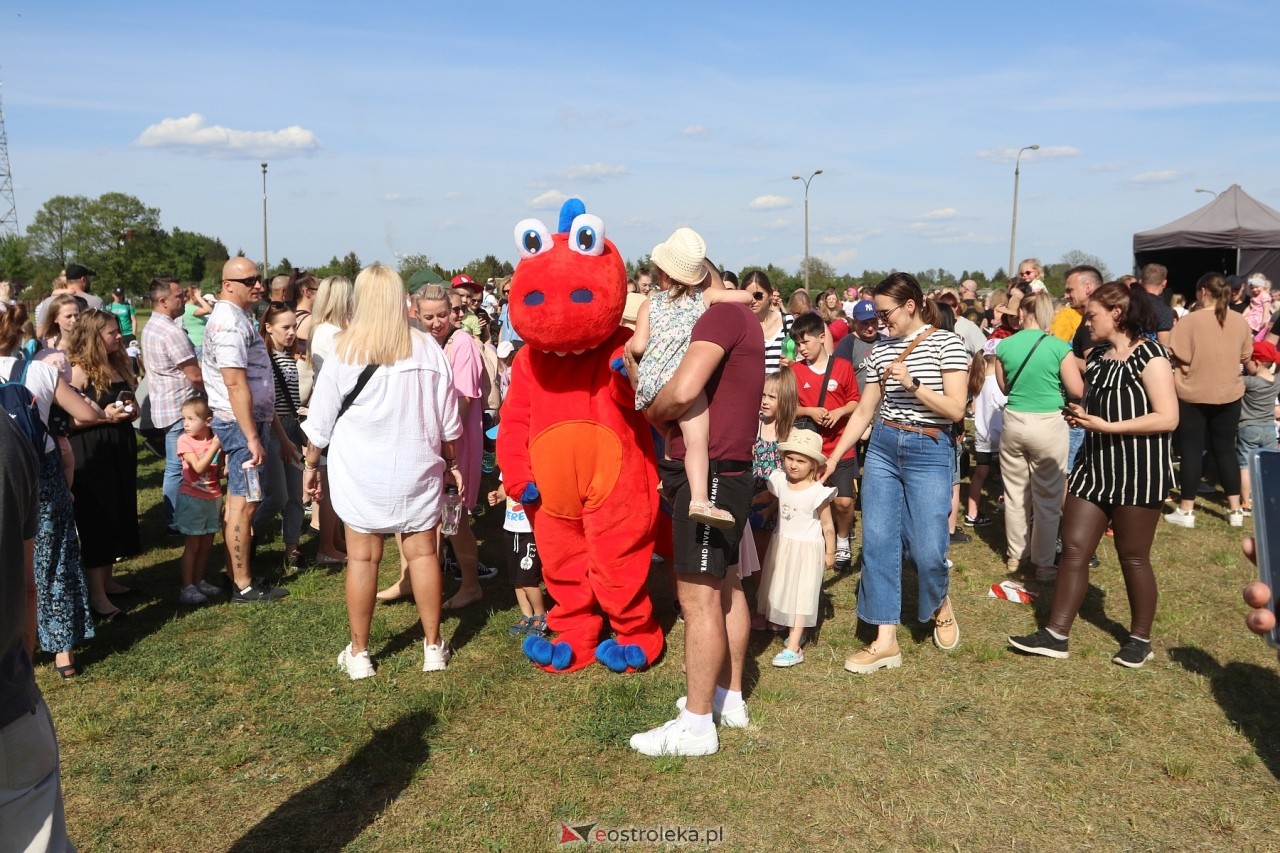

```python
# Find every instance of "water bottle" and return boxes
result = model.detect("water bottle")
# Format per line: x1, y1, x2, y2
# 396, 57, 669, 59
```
441, 484, 462, 536
242, 461, 263, 502
782, 336, 797, 361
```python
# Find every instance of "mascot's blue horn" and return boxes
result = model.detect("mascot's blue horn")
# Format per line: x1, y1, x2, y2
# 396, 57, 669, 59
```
558, 197, 586, 234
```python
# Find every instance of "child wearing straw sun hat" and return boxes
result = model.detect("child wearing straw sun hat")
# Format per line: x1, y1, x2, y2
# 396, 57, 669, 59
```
754, 429, 836, 667
629, 227, 755, 529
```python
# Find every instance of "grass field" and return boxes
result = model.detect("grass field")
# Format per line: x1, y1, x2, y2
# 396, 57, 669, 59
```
37, 441, 1280, 852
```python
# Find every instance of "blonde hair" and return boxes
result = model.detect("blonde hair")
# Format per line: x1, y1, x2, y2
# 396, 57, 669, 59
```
1020, 291, 1056, 330
311, 275, 354, 329
335, 264, 412, 366
414, 284, 450, 311
764, 369, 798, 442
67, 308, 136, 393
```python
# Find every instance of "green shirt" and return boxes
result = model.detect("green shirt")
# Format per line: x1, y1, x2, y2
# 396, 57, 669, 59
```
996, 329, 1071, 412
183, 302, 207, 347
108, 300, 136, 336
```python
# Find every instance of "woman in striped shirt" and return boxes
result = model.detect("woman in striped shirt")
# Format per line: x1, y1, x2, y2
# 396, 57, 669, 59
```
825, 273, 969, 674
253, 301, 307, 568
742, 270, 793, 375
1009, 281, 1178, 668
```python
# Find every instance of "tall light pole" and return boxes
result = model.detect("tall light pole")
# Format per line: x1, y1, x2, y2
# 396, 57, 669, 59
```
792, 169, 823, 291
1195, 188, 1218, 199
261, 162, 269, 278
1007, 145, 1039, 278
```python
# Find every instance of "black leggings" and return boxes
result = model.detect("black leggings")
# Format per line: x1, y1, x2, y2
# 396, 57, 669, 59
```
1175, 398, 1242, 499
1048, 495, 1159, 639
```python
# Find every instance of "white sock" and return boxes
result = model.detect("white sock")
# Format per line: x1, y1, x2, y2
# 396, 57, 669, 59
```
1046, 627, 1068, 641
679, 709, 715, 736
837, 536, 849, 550
1129, 634, 1150, 644
718, 688, 744, 712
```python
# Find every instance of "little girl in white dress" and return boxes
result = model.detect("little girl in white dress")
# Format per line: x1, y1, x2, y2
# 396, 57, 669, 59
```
756, 429, 836, 667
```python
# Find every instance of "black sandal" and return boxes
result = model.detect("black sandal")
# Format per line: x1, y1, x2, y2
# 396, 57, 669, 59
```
55, 662, 79, 679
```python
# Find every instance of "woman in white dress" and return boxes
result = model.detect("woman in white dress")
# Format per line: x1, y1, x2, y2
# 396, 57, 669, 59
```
302, 264, 463, 678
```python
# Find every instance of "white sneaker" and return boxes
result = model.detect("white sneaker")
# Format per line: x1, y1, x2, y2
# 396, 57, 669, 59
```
629, 717, 718, 757
178, 585, 207, 605
675, 695, 750, 729
195, 579, 223, 597
1228, 510, 1244, 528
337, 644, 375, 680
1164, 507, 1195, 528
423, 640, 452, 672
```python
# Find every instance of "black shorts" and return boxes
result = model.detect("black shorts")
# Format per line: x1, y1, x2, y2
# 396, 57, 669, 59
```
829, 457, 857, 498
974, 449, 996, 466
506, 530, 542, 586
659, 458, 753, 580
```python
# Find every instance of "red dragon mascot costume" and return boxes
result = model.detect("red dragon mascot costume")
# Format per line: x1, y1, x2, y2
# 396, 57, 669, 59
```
496, 198, 664, 673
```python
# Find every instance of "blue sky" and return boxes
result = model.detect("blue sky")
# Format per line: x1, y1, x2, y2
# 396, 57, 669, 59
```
3, 0, 1278, 279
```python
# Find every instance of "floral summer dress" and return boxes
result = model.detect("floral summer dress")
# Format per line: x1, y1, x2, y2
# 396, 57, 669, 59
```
635, 289, 706, 409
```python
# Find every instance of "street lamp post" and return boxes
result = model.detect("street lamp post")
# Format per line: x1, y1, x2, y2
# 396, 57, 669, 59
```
792, 169, 823, 291
1195, 188, 1219, 199
261, 162, 269, 279
1007, 145, 1039, 278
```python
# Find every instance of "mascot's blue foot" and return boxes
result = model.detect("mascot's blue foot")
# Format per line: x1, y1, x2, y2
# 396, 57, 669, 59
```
523, 635, 573, 671
595, 639, 650, 673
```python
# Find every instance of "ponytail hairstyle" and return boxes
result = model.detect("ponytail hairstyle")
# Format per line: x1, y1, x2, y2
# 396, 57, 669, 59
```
1020, 291, 1056, 330
0, 301, 25, 353
932, 299, 955, 332
1089, 281, 1156, 342
873, 272, 926, 320
1195, 272, 1231, 327
259, 301, 298, 356
966, 351, 988, 402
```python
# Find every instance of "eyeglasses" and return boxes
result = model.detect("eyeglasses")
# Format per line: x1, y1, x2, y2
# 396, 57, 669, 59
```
450, 306, 465, 314
749, 291, 766, 301
269, 301, 290, 310
874, 303, 904, 322
225, 275, 263, 287
1019, 270, 1037, 277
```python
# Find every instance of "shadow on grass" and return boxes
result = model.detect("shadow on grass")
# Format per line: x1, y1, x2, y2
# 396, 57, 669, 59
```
1168, 646, 1280, 780
227, 708, 435, 852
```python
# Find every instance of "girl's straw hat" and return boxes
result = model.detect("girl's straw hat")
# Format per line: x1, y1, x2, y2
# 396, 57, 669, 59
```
777, 429, 826, 465
650, 227, 709, 287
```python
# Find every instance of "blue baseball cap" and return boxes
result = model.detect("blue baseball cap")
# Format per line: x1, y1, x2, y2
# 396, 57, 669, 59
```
852, 300, 877, 322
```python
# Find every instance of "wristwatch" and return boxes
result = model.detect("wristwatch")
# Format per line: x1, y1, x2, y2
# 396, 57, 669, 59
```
908, 376, 922, 391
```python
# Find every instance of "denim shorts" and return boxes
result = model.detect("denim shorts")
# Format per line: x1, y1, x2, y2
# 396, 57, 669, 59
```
212, 418, 268, 498
1237, 422, 1278, 468
175, 492, 221, 535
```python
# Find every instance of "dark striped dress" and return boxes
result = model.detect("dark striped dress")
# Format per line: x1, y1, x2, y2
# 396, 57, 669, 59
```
1067, 339, 1174, 506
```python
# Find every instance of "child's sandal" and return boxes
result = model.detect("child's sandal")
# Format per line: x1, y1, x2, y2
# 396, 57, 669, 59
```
508, 616, 532, 637
688, 501, 736, 530
529, 615, 548, 637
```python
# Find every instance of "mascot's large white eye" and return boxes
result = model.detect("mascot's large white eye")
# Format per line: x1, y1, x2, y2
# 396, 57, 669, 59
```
567, 214, 605, 257
514, 219, 553, 259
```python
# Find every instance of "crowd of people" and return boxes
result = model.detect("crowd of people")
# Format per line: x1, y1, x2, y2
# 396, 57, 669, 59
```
3, 249, 1279, 767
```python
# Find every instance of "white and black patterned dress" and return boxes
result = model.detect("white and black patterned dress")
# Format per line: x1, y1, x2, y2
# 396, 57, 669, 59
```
1067, 339, 1174, 507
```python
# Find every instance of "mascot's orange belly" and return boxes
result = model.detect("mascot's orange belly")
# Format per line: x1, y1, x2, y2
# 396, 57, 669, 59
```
529, 421, 622, 519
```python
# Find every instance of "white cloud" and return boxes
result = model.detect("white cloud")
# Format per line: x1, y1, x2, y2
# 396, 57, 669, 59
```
976, 145, 1081, 165
527, 190, 568, 210
819, 229, 883, 245
920, 207, 957, 220
559, 162, 628, 181
135, 113, 319, 159
682, 125, 709, 138
761, 218, 790, 231
747, 194, 792, 211
1127, 170, 1181, 186
819, 248, 861, 267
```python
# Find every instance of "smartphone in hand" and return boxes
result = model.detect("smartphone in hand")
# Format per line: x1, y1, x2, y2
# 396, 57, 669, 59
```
1249, 448, 1280, 647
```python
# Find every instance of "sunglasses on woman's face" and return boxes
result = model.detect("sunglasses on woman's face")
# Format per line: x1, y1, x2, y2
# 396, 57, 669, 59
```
749, 291, 766, 301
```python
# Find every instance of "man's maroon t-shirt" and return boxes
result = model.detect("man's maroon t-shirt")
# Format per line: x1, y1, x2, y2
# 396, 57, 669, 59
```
668, 302, 765, 463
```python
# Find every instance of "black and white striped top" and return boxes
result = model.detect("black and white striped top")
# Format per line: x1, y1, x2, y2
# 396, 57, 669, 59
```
866, 325, 969, 427
269, 351, 301, 418
763, 312, 794, 375
1067, 339, 1174, 506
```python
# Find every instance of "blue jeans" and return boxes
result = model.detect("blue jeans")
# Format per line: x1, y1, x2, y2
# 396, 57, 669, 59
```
162, 419, 184, 526
1066, 425, 1085, 473
858, 422, 955, 625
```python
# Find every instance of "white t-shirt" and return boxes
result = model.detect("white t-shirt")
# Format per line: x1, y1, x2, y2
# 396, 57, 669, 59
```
0, 356, 61, 452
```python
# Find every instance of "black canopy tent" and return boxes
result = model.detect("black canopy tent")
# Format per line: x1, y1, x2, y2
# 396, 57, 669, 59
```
1133, 184, 1280, 299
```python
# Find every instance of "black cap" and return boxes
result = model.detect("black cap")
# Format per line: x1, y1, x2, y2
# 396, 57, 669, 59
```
66, 263, 96, 280
112, 288, 125, 296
